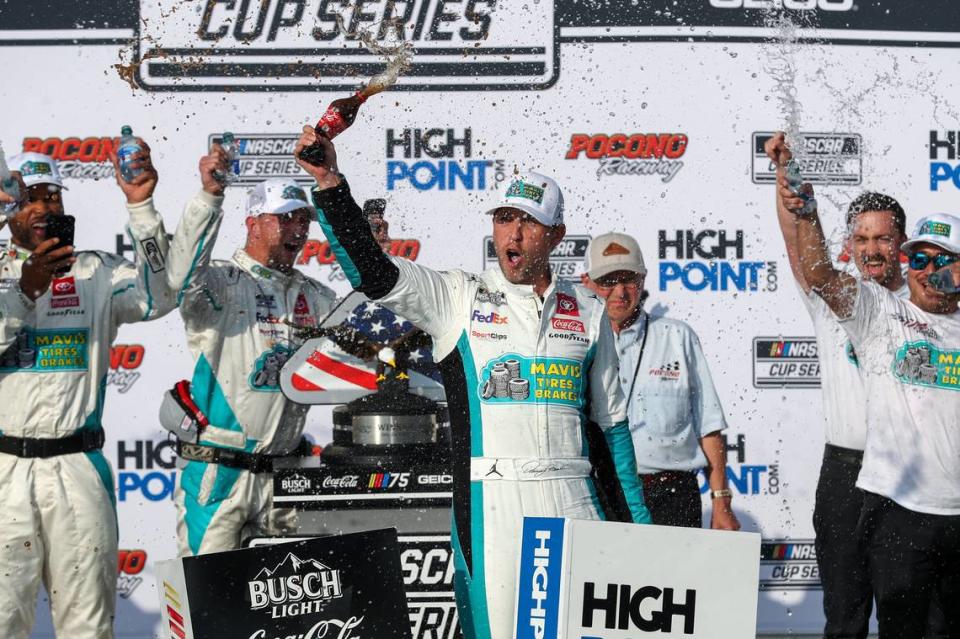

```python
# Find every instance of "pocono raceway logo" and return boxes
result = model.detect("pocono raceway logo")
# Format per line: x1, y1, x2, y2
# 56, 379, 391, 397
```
386, 128, 506, 191
658, 229, 778, 293
208, 134, 309, 186
107, 344, 145, 393
752, 132, 862, 186
697, 434, 781, 497
484, 236, 590, 282
753, 337, 821, 388
299, 237, 421, 282
565, 133, 688, 182
116, 439, 176, 502
117, 549, 147, 599
21, 136, 116, 181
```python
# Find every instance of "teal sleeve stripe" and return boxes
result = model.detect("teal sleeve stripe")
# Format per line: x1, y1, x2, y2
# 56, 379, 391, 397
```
315, 205, 362, 288
604, 421, 653, 524
191, 354, 244, 436
450, 484, 492, 639
457, 331, 484, 457
180, 461, 243, 555
126, 229, 154, 320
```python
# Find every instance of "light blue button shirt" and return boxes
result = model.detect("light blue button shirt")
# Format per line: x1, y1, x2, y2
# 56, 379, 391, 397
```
616, 312, 728, 474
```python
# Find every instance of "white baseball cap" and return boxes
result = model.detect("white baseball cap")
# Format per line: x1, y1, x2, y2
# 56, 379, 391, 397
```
902, 213, 960, 255
11, 152, 67, 190
484, 171, 564, 226
245, 179, 314, 220
588, 232, 646, 280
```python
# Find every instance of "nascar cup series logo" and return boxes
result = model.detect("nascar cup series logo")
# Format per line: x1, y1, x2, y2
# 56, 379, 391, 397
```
136, 1, 556, 91
248, 552, 343, 619
207, 133, 308, 186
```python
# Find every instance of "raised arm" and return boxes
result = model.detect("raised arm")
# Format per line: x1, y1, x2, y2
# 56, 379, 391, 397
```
297, 127, 467, 352
764, 134, 811, 293
765, 133, 858, 318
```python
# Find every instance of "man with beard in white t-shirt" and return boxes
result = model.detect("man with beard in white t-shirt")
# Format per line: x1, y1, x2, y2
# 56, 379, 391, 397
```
769, 134, 960, 639
766, 134, 922, 638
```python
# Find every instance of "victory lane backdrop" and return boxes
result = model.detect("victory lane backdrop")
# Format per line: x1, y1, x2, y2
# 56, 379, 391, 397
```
1, 1, 957, 636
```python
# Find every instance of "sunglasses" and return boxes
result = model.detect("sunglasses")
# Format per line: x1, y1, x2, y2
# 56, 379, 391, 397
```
595, 275, 643, 290
907, 252, 959, 271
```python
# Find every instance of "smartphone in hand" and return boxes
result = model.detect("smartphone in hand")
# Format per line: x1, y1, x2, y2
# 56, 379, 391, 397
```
45, 214, 76, 275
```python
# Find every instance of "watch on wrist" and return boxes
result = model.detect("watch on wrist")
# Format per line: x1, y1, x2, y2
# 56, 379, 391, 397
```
710, 489, 732, 500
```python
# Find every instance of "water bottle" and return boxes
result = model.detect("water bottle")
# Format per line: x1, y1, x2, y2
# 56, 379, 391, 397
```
785, 159, 817, 216
214, 132, 240, 184
117, 125, 143, 183
0, 143, 20, 219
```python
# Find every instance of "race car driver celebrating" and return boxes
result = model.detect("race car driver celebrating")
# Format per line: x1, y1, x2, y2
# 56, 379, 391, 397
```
296, 128, 651, 639
164, 147, 336, 556
0, 144, 203, 638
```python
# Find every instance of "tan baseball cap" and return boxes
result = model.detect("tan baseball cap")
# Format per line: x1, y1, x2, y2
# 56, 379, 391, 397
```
588, 232, 646, 280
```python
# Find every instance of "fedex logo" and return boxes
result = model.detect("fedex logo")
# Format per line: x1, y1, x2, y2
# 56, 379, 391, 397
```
473, 310, 508, 325
51, 277, 76, 296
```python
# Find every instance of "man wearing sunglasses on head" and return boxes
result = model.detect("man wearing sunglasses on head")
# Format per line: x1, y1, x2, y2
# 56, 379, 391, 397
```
582, 233, 739, 532
768, 133, 960, 638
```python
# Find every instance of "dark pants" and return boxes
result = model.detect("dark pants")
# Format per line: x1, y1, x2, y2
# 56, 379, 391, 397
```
640, 470, 702, 528
859, 492, 960, 639
813, 444, 873, 639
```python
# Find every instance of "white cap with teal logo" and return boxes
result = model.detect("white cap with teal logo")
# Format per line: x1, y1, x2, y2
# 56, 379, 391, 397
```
10, 152, 67, 190
902, 213, 960, 255
484, 171, 564, 226
245, 178, 314, 220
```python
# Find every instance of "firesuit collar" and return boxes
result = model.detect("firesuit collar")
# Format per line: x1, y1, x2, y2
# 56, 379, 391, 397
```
232, 248, 292, 284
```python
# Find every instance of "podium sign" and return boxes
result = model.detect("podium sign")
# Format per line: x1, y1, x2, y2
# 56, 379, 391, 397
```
157, 529, 412, 639
515, 518, 761, 639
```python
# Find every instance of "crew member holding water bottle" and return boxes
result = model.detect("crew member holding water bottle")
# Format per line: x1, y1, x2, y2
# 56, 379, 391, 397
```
0, 132, 212, 639
160, 141, 338, 556
768, 133, 960, 639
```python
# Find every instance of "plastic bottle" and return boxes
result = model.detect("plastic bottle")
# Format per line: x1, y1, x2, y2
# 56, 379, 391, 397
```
117, 125, 143, 183
0, 143, 20, 219
214, 132, 240, 184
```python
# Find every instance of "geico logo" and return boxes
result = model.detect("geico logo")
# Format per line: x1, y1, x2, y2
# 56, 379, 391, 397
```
709, 0, 853, 9
387, 128, 472, 159
417, 474, 453, 485
659, 261, 768, 292
387, 160, 496, 191
581, 582, 697, 634
118, 549, 147, 576
118, 471, 176, 502
529, 530, 552, 639
110, 344, 145, 370
400, 548, 454, 586
299, 239, 421, 265
116, 439, 176, 470
22, 137, 117, 162
472, 310, 508, 324
566, 133, 688, 160
197, 0, 494, 44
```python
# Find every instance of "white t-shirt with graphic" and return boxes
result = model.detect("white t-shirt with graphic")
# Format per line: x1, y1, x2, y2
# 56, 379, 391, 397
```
801, 282, 908, 451
840, 281, 960, 515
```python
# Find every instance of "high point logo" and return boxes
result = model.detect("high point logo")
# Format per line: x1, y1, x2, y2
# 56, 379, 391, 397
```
21, 136, 117, 181
116, 439, 176, 502
386, 128, 506, 191
581, 582, 696, 634
928, 131, 960, 191
248, 552, 343, 619
696, 433, 781, 497
658, 229, 778, 293
137, 1, 556, 91
565, 133, 687, 182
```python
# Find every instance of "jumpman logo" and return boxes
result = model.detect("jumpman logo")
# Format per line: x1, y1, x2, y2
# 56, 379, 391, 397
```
485, 459, 503, 478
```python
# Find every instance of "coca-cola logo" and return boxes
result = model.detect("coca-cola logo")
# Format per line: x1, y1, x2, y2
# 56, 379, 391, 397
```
52, 277, 76, 296
322, 475, 359, 489
551, 318, 585, 333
